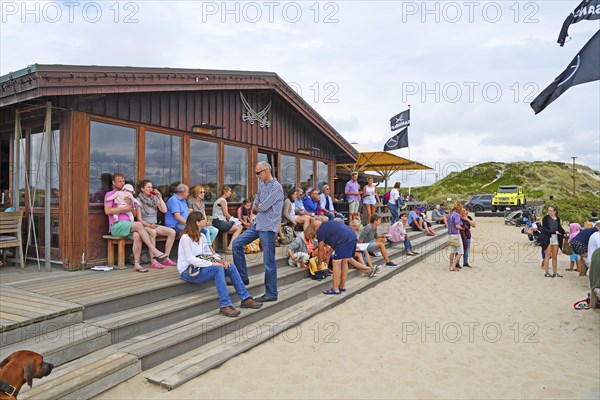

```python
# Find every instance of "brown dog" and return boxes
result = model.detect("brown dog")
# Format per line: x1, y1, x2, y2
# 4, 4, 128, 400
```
0, 350, 53, 399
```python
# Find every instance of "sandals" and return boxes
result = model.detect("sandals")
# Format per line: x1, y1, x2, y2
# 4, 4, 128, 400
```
544, 273, 554, 278
154, 253, 168, 262
134, 267, 149, 273
339, 287, 347, 292
449, 269, 459, 272
323, 288, 341, 295
149, 260, 164, 269
553, 273, 563, 278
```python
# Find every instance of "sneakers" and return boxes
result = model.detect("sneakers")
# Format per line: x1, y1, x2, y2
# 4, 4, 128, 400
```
462, 263, 472, 268
368, 265, 377, 278
385, 262, 398, 268
241, 297, 263, 309
544, 273, 554, 278
219, 306, 241, 317
553, 273, 563, 278
161, 258, 177, 266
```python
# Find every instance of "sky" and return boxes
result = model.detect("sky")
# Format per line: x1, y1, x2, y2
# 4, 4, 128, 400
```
1, 0, 599, 187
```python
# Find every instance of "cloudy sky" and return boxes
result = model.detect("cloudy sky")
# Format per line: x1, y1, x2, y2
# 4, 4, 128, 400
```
1, 0, 599, 186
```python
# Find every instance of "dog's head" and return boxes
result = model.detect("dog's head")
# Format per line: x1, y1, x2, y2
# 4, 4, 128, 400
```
0, 350, 54, 388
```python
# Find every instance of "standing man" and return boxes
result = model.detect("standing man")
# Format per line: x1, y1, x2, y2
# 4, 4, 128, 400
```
104, 172, 168, 272
232, 161, 284, 302
345, 171, 361, 223
165, 184, 190, 234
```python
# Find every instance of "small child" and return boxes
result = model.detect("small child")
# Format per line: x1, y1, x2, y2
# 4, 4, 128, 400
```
106, 184, 140, 222
566, 223, 581, 271
238, 198, 254, 228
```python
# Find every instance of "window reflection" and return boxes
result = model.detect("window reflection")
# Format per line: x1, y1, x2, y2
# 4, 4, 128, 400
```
300, 158, 313, 192
89, 121, 136, 203
190, 139, 218, 202
29, 130, 60, 208
316, 161, 328, 193
145, 131, 181, 199
224, 145, 247, 202
280, 154, 297, 195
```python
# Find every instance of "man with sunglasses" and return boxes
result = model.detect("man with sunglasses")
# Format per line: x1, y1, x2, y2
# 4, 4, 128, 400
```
232, 161, 285, 302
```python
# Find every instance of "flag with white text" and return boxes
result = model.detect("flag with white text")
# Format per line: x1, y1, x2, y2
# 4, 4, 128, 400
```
390, 109, 410, 131
558, 0, 600, 46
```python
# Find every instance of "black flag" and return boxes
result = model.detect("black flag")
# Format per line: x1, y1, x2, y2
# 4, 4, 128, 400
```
384, 128, 409, 151
558, 0, 600, 46
390, 109, 410, 131
531, 30, 600, 114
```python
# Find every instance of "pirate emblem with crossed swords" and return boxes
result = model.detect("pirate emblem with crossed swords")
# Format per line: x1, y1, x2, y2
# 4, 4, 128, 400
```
240, 92, 271, 128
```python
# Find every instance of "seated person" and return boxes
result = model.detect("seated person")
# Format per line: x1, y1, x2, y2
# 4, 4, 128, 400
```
165, 184, 190, 234
319, 185, 341, 221
358, 214, 397, 267
588, 211, 599, 223
294, 188, 310, 216
282, 189, 311, 231
188, 184, 219, 245
408, 207, 437, 236
303, 188, 328, 222
212, 185, 243, 253
431, 203, 448, 226
177, 212, 263, 317
237, 198, 254, 229
286, 225, 318, 268
349, 219, 378, 277
105, 184, 140, 222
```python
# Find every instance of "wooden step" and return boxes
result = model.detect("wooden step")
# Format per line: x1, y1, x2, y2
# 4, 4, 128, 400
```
0, 285, 84, 347
0, 322, 111, 367
20, 351, 140, 400
145, 234, 447, 389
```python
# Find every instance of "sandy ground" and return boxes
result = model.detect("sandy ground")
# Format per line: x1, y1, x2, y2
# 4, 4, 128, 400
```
97, 218, 600, 399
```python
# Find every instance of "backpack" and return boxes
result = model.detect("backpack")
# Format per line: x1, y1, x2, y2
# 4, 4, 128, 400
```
384, 191, 391, 203
308, 257, 329, 280
387, 221, 406, 243
280, 225, 295, 245
245, 239, 261, 254
129, 250, 151, 265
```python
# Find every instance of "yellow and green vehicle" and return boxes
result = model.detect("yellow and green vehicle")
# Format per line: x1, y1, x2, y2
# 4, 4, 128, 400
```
491, 186, 526, 211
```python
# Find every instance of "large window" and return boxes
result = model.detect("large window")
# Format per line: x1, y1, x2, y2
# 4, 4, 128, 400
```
316, 161, 328, 193
29, 129, 60, 208
89, 121, 136, 203
258, 151, 278, 179
145, 131, 182, 199
300, 158, 313, 192
189, 138, 218, 202
280, 154, 297, 196
223, 144, 248, 202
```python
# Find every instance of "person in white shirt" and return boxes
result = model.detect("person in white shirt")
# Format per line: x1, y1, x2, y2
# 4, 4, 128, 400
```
177, 212, 262, 317
388, 182, 401, 224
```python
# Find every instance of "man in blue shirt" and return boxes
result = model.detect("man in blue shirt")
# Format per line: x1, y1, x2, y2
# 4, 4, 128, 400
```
232, 162, 284, 302
165, 184, 190, 234
303, 189, 328, 222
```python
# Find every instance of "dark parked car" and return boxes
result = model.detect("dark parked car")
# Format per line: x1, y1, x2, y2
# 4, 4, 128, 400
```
464, 194, 494, 212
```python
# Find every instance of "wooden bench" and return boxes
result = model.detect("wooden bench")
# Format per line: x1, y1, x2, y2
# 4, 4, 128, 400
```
103, 235, 168, 268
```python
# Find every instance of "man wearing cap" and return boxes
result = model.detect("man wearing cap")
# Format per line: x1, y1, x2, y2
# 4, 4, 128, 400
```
345, 172, 361, 223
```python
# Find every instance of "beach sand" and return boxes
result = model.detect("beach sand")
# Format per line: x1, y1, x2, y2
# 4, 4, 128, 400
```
97, 218, 600, 399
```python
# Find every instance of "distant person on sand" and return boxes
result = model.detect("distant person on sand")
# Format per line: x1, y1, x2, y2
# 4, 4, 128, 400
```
588, 211, 599, 223
566, 223, 581, 272
538, 205, 566, 278
447, 202, 464, 272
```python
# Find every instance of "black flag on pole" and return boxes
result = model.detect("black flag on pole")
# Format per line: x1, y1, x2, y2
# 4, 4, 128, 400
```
531, 30, 600, 114
384, 128, 409, 151
390, 109, 410, 131
558, 0, 600, 46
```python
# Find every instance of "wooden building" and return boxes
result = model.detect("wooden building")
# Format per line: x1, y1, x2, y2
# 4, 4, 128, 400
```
0, 64, 357, 269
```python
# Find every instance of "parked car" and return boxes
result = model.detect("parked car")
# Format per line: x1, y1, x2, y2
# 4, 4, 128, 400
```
464, 194, 494, 212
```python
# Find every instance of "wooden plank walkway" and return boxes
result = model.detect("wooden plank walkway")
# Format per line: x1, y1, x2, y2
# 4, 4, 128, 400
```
0, 285, 83, 332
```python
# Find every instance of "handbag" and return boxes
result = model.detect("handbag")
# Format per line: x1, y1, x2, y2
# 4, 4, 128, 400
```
562, 239, 573, 255
188, 253, 221, 277
387, 222, 405, 243
447, 236, 461, 247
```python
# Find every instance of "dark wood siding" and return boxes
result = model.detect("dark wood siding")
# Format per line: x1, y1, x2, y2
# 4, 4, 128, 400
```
46, 91, 338, 160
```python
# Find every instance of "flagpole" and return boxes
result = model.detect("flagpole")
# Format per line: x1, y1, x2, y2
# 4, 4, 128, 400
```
407, 105, 411, 196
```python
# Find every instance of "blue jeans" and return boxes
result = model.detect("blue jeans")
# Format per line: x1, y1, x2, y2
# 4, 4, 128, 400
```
173, 223, 185, 234
232, 225, 277, 298
404, 238, 413, 251
388, 202, 399, 224
180, 264, 250, 308
201, 226, 219, 245
323, 212, 335, 221
463, 238, 471, 265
